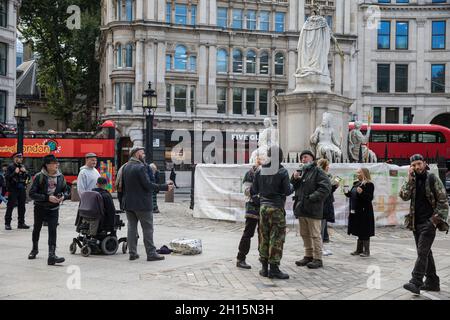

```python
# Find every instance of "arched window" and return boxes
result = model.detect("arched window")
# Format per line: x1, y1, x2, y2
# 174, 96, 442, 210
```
174, 45, 187, 70
116, 0, 122, 20
246, 50, 256, 74
116, 44, 122, 67
125, 0, 133, 21
232, 49, 243, 73
217, 49, 228, 73
274, 52, 284, 75
259, 51, 269, 74
125, 43, 133, 67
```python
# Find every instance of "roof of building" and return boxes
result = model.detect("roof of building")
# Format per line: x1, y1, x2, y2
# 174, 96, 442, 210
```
16, 59, 39, 98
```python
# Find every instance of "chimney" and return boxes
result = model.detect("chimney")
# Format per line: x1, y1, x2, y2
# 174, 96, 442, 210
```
23, 40, 34, 62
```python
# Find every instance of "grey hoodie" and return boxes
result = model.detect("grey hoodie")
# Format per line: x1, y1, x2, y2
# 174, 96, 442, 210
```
40, 168, 62, 196
77, 165, 100, 197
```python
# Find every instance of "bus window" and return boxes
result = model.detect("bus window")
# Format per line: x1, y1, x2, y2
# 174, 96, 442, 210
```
388, 132, 410, 143
370, 132, 388, 143
417, 132, 437, 143
437, 132, 446, 143
57, 159, 81, 176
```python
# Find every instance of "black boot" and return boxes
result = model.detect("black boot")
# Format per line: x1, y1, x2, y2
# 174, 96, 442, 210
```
360, 240, 370, 257
28, 242, 39, 259
307, 259, 323, 269
268, 264, 289, 279
295, 256, 313, 266
48, 245, 65, 265
351, 240, 363, 255
421, 276, 440, 292
259, 260, 268, 277
403, 280, 421, 295
236, 260, 251, 269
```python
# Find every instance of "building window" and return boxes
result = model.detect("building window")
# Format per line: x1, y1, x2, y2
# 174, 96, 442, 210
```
233, 49, 243, 73
174, 45, 187, 70
246, 89, 256, 115
114, 83, 121, 110
432, 0, 446, 3
378, 0, 391, 2
403, 107, 412, 124
395, 64, 408, 92
190, 86, 196, 113
125, 0, 133, 21
233, 88, 243, 114
431, 64, 445, 93
217, 87, 227, 114
166, 2, 172, 23
326, 16, 333, 29
166, 84, 171, 112
166, 54, 172, 70
260, 51, 269, 75
396, 21, 408, 49
260, 11, 270, 31
116, 0, 122, 20
217, 49, 228, 73
246, 50, 256, 74
0, 90, 6, 123
259, 89, 268, 116
114, 83, 134, 111
274, 52, 284, 75
0, 42, 6, 76
378, 21, 391, 49
125, 83, 133, 110
396, 0, 409, 3
0, 0, 7, 28
125, 43, 133, 67
217, 7, 228, 28
377, 64, 390, 92
246, 10, 256, 30
275, 12, 285, 32
191, 5, 197, 26
175, 4, 187, 25
232, 9, 243, 29
116, 44, 122, 67
189, 56, 197, 72
386, 107, 399, 123
373, 107, 382, 123
432, 21, 446, 50
274, 89, 284, 115
174, 85, 187, 112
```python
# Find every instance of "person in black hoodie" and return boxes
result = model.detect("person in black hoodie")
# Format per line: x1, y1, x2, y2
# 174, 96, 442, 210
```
28, 154, 70, 265
92, 177, 116, 233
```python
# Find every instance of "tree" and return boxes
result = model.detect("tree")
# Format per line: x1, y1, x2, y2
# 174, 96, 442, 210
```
18, 0, 101, 130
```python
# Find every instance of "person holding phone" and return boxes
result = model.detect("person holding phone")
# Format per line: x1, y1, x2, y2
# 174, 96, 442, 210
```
28, 154, 71, 265
344, 168, 375, 258
400, 154, 449, 294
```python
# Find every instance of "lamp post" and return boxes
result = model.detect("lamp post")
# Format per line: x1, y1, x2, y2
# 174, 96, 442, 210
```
142, 82, 158, 164
14, 102, 29, 155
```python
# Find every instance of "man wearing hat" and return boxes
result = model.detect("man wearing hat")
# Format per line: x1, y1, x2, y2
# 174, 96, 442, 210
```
77, 153, 101, 197
400, 154, 449, 294
4, 152, 30, 230
120, 145, 174, 261
291, 150, 331, 269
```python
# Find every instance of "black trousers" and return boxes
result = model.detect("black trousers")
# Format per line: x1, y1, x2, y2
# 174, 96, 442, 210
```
5, 188, 27, 225
237, 217, 259, 261
411, 221, 438, 285
32, 206, 59, 247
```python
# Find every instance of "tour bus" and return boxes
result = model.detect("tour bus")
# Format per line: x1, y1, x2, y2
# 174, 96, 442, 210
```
0, 121, 116, 190
349, 123, 450, 168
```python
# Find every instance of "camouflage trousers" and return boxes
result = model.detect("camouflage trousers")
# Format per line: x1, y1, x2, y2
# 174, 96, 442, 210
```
258, 205, 286, 265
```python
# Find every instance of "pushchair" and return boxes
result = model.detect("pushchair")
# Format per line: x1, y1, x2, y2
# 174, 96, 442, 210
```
70, 191, 128, 257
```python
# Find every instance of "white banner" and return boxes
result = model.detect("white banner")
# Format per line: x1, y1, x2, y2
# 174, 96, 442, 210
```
193, 163, 439, 226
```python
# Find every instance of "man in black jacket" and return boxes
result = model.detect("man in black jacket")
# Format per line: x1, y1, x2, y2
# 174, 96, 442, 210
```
5, 153, 30, 230
92, 177, 116, 233
28, 154, 70, 265
291, 150, 331, 269
121, 146, 174, 261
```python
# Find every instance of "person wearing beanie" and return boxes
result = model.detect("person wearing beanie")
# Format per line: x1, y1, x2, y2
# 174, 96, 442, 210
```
28, 154, 70, 265
76, 152, 101, 197
291, 150, 331, 269
400, 154, 449, 294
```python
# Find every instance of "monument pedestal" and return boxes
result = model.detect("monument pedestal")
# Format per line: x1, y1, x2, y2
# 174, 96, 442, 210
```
276, 92, 354, 162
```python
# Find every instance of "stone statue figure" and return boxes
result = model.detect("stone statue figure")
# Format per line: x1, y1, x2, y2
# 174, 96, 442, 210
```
294, 2, 344, 93
310, 112, 342, 163
249, 118, 279, 164
348, 121, 378, 163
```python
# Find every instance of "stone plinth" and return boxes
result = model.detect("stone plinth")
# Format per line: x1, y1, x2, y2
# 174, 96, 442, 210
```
276, 91, 354, 162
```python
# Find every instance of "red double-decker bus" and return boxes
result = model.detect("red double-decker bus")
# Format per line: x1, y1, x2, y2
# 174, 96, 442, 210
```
0, 121, 116, 190
349, 123, 450, 168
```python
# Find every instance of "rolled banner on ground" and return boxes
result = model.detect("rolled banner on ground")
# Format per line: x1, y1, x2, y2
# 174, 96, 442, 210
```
170, 238, 202, 255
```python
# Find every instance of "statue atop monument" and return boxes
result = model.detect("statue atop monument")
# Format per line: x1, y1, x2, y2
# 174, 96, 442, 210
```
348, 121, 378, 163
249, 118, 279, 164
310, 112, 342, 163
294, 1, 344, 93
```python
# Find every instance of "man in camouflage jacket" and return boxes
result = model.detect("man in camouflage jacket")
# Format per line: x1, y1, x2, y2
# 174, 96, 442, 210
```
399, 154, 449, 294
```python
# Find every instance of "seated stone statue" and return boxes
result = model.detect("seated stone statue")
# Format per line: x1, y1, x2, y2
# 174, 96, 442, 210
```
348, 121, 377, 163
249, 118, 279, 165
310, 112, 342, 163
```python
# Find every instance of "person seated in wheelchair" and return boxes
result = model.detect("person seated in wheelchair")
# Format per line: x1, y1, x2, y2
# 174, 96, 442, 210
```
77, 177, 117, 237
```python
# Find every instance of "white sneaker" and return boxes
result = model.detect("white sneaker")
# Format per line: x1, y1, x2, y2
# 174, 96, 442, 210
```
323, 249, 333, 256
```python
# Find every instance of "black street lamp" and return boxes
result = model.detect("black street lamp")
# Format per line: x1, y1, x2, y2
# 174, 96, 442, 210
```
142, 82, 158, 164
14, 102, 29, 155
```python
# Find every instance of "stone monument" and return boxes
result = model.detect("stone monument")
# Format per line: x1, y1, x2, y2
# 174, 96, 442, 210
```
348, 121, 377, 163
310, 112, 342, 163
250, 117, 279, 165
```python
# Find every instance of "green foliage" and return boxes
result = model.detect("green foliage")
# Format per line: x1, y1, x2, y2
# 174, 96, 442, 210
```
19, 0, 101, 131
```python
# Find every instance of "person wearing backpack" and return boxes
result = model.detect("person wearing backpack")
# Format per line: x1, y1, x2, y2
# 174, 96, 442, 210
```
28, 154, 70, 265
400, 154, 449, 294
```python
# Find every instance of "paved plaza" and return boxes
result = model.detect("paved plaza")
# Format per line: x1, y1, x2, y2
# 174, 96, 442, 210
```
0, 194, 449, 300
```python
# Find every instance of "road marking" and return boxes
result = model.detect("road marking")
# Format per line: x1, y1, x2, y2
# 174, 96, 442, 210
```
421, 292, 441, 300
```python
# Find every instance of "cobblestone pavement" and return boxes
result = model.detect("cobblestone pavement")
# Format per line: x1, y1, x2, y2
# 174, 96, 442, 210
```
0, 199, 449, 300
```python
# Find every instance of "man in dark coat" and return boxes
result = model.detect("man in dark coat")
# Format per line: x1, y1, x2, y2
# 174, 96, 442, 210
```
170, 168, 178, 188
92, 177, 116, 233
291, 150, 331, 269
121, 146, 174, 261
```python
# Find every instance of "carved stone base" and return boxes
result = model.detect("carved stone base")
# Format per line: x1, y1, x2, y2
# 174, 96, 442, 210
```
294, 74, 332, 93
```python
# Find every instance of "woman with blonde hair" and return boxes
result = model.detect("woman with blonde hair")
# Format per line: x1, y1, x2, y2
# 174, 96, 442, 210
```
344, 167, 375, 257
